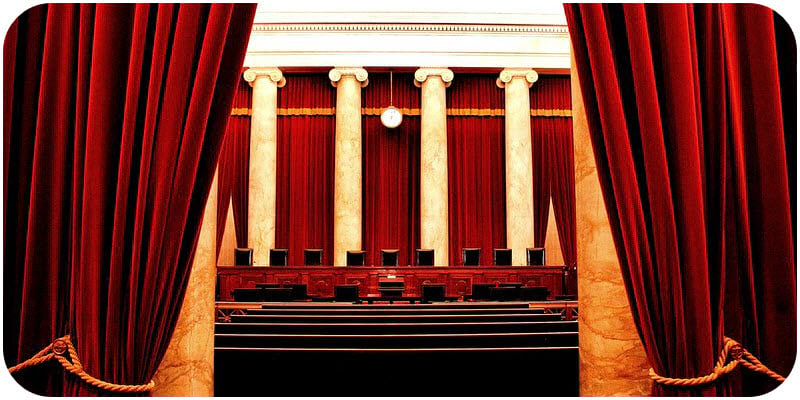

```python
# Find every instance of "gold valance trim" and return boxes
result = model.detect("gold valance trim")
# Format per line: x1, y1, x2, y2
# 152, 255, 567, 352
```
234, 108, 572, 117
230, 107, 251, 116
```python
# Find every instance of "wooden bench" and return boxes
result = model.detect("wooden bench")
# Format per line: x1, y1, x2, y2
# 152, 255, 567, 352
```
215, 320, 578, 335
214, 331, 578, 348
244, 307, 546, 315
257, 301, 534, 309
229, 313, 563, 324
215, 346, 578, 396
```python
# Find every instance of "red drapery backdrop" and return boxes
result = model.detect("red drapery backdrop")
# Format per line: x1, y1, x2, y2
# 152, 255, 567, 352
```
3, 3, 255, 395
566, 3, 795, 395
216, 75, 251, 255
275, 74, 336, 265
531, 99, 551, 249
530, 76, 577, 270
362, 73, 420, 266
447, 74, 506, 265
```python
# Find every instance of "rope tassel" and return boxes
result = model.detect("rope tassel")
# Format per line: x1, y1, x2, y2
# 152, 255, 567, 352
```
8, 335, 155, 393
649, 337, 786, 386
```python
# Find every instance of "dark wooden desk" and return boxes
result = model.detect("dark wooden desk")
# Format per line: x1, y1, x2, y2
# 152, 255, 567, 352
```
216, 265, 567, 301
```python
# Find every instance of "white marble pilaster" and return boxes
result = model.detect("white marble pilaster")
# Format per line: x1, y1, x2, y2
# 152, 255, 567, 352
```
244, 67, 285, 265
415, 68, 453, 266
330, 67, 368, 266
497, 68, 538, 265
152, 170, 218, 396
571, 53, 651, 395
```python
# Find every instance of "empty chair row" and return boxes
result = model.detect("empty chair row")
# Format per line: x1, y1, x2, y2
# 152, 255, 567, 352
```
232, 247, 548, 266
215, 320, 578, 335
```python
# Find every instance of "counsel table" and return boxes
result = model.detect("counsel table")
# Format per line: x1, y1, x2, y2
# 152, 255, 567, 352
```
216, 265, 569, 301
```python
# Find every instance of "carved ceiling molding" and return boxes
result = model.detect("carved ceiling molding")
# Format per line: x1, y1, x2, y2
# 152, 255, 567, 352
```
251, 23, 569, 35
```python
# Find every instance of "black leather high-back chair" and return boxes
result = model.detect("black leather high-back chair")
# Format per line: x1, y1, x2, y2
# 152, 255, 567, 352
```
346, 250, 366, 266
304, 249, 323, 266
462, 248, 481, 266
526, 247, 545, 265
269, 248, 288, 266
381, 249, 400, 266
415, 249, 435, 266
234, 248, 253, 266
493, 248, 512, 266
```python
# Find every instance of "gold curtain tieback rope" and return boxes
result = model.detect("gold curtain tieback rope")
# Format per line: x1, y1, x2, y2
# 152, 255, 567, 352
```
649, 336, 785, 386
8, 335, 155, 393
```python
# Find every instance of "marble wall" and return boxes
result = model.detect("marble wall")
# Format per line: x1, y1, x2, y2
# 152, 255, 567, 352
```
544, 199, 565, 266
218, 200, 236, 265
572, 54, 652, 396
152, 172, 217, 396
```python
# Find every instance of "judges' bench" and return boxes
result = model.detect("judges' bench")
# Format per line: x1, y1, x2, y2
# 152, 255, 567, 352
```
216, 265, 567, 301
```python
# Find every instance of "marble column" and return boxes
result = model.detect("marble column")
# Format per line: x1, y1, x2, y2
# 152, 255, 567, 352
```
415, 68, 453, 266
572, 54, 651, 395
152, 170, 218, 396
330, 67, 368, 266
244, 67, 285, 265
497, 69, 538, 265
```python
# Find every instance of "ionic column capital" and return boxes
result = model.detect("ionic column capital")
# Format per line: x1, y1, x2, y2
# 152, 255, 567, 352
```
244, 67, 286, 88
329, 67, 369, 87
414, 68, 454, 88
496, 68, 539, 88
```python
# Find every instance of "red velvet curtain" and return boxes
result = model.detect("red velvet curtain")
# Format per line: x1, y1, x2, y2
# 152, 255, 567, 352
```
531, 102, 550, 248
3, 3, 255, 395
217, 76, 251, 255
447, 74, 506, 265
362, 73, 420, 266
566, 3, 795, 395
275, 74, 336, 265
530, 76, 576, 268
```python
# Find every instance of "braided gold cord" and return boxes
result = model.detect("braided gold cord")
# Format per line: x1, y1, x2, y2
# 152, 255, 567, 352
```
649, 337, 786, 386
8, 335, 155, 393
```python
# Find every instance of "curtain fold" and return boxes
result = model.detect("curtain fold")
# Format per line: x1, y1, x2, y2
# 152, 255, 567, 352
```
362, 73, 420, 266
566, 3, 795, 395
274, 74, 336, 265
3, 3, 256, 395
217, 75, 251, 255
530, 76, 577, 269
531, 109, 550, 248
447, 74, 506, 265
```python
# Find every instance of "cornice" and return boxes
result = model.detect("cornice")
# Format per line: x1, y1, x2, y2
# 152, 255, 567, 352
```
251, 23, 569, 35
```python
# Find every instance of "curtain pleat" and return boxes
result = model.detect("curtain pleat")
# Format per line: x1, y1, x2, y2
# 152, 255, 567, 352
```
3, 4, 256, 395
274, 74, 336, 265
447, 74, 506, 265
217, 75, 251, 255
362, 73, 420, 266
566, 3, 795, 395
531, 76, 577, 269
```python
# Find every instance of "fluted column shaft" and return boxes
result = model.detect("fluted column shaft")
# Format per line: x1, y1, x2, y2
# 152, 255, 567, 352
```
152, 170, 218, 395
571, 54, 651, 395
244, 67, 284, 265
330, 67, 368, 266
415, 68, 453, 266
497, 69, 538, 265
